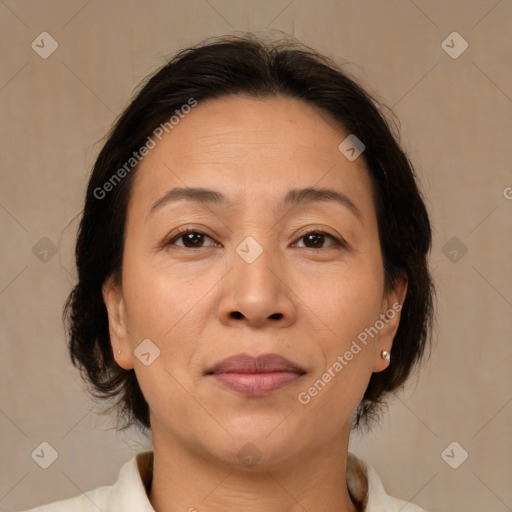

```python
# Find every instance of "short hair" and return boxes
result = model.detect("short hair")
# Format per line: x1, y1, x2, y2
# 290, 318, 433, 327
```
64, 33, 434, 433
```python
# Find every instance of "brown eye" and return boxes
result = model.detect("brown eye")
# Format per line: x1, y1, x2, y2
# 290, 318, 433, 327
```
167, 229, 217, 249
293, 231, 341, 249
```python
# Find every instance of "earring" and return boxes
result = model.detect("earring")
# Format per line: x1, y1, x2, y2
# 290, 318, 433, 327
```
381, 350, 390, 362
117, 349, 121, 355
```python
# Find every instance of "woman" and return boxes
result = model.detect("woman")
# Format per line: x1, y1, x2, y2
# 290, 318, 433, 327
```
26, 34, 434, 512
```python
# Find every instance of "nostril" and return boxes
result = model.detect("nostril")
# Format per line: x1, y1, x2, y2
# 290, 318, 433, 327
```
229, 312, 283, 320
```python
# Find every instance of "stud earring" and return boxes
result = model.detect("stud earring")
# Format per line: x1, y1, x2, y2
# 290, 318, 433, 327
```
117, 349, 121, 355
381, 350, 390, 362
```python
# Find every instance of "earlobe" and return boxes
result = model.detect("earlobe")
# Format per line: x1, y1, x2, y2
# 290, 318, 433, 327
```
101, 276, 133, 370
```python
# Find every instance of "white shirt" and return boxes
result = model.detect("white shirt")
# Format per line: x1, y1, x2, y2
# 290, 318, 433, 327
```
24, 450, 426, 511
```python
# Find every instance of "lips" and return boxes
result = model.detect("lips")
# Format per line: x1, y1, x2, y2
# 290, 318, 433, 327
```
207, 353, 305, 375
206, 353, 306, 396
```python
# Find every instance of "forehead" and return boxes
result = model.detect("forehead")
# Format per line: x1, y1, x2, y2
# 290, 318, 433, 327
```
146, 95, 358, 161
129, 94, 374, 218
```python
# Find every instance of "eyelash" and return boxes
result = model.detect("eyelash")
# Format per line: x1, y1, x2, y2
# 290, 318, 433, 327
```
161, 227, 345, 250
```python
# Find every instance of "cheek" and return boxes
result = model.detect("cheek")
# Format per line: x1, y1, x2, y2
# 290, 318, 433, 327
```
297, 256, 384, 337
296, 255, 383, 394
298, 282, 380, 425
120, 258, 203, 417
121, 247, 187, 335
121, 249, 215, 374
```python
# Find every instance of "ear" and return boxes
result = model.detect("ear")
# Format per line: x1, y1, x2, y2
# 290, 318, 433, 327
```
101, 275, 134, 370
372, 274, 408, 373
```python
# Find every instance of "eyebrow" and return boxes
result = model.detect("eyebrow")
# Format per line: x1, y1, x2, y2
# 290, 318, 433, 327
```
147, 186, 362, 222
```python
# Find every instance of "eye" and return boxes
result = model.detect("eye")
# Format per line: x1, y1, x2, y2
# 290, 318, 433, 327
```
292, 230, 343, 249
161, 228, 344, 251
165, 228, 218, 249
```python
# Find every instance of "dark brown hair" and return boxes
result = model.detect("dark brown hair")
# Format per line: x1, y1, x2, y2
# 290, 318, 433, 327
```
64, 33, 434, 433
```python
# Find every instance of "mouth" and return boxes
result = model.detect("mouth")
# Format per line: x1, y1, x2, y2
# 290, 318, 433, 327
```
205, 353, 306, 397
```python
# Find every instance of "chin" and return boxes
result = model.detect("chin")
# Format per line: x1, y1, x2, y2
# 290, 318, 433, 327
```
206, 417, 308, 469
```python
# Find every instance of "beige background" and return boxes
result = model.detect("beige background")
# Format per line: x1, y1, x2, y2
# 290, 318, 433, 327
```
1, 1, 511, 511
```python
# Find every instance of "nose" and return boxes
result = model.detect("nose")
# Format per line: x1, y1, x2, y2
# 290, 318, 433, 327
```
217, 245, 297, 329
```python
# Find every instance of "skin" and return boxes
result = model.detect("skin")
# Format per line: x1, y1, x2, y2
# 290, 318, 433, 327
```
102, 94, 407, 512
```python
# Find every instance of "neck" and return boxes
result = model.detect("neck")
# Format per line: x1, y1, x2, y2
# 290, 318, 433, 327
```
148, 426, 359, 512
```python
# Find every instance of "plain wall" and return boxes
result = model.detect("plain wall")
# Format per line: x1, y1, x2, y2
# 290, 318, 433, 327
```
1, 1, 511, 511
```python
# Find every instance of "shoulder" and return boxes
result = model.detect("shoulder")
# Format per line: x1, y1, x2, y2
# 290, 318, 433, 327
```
22, 451, 155, 512
347, 451, 429, 512
22, 484, 112, 512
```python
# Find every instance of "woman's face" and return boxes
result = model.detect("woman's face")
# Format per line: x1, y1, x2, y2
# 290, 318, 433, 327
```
103, 94, 406, 468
